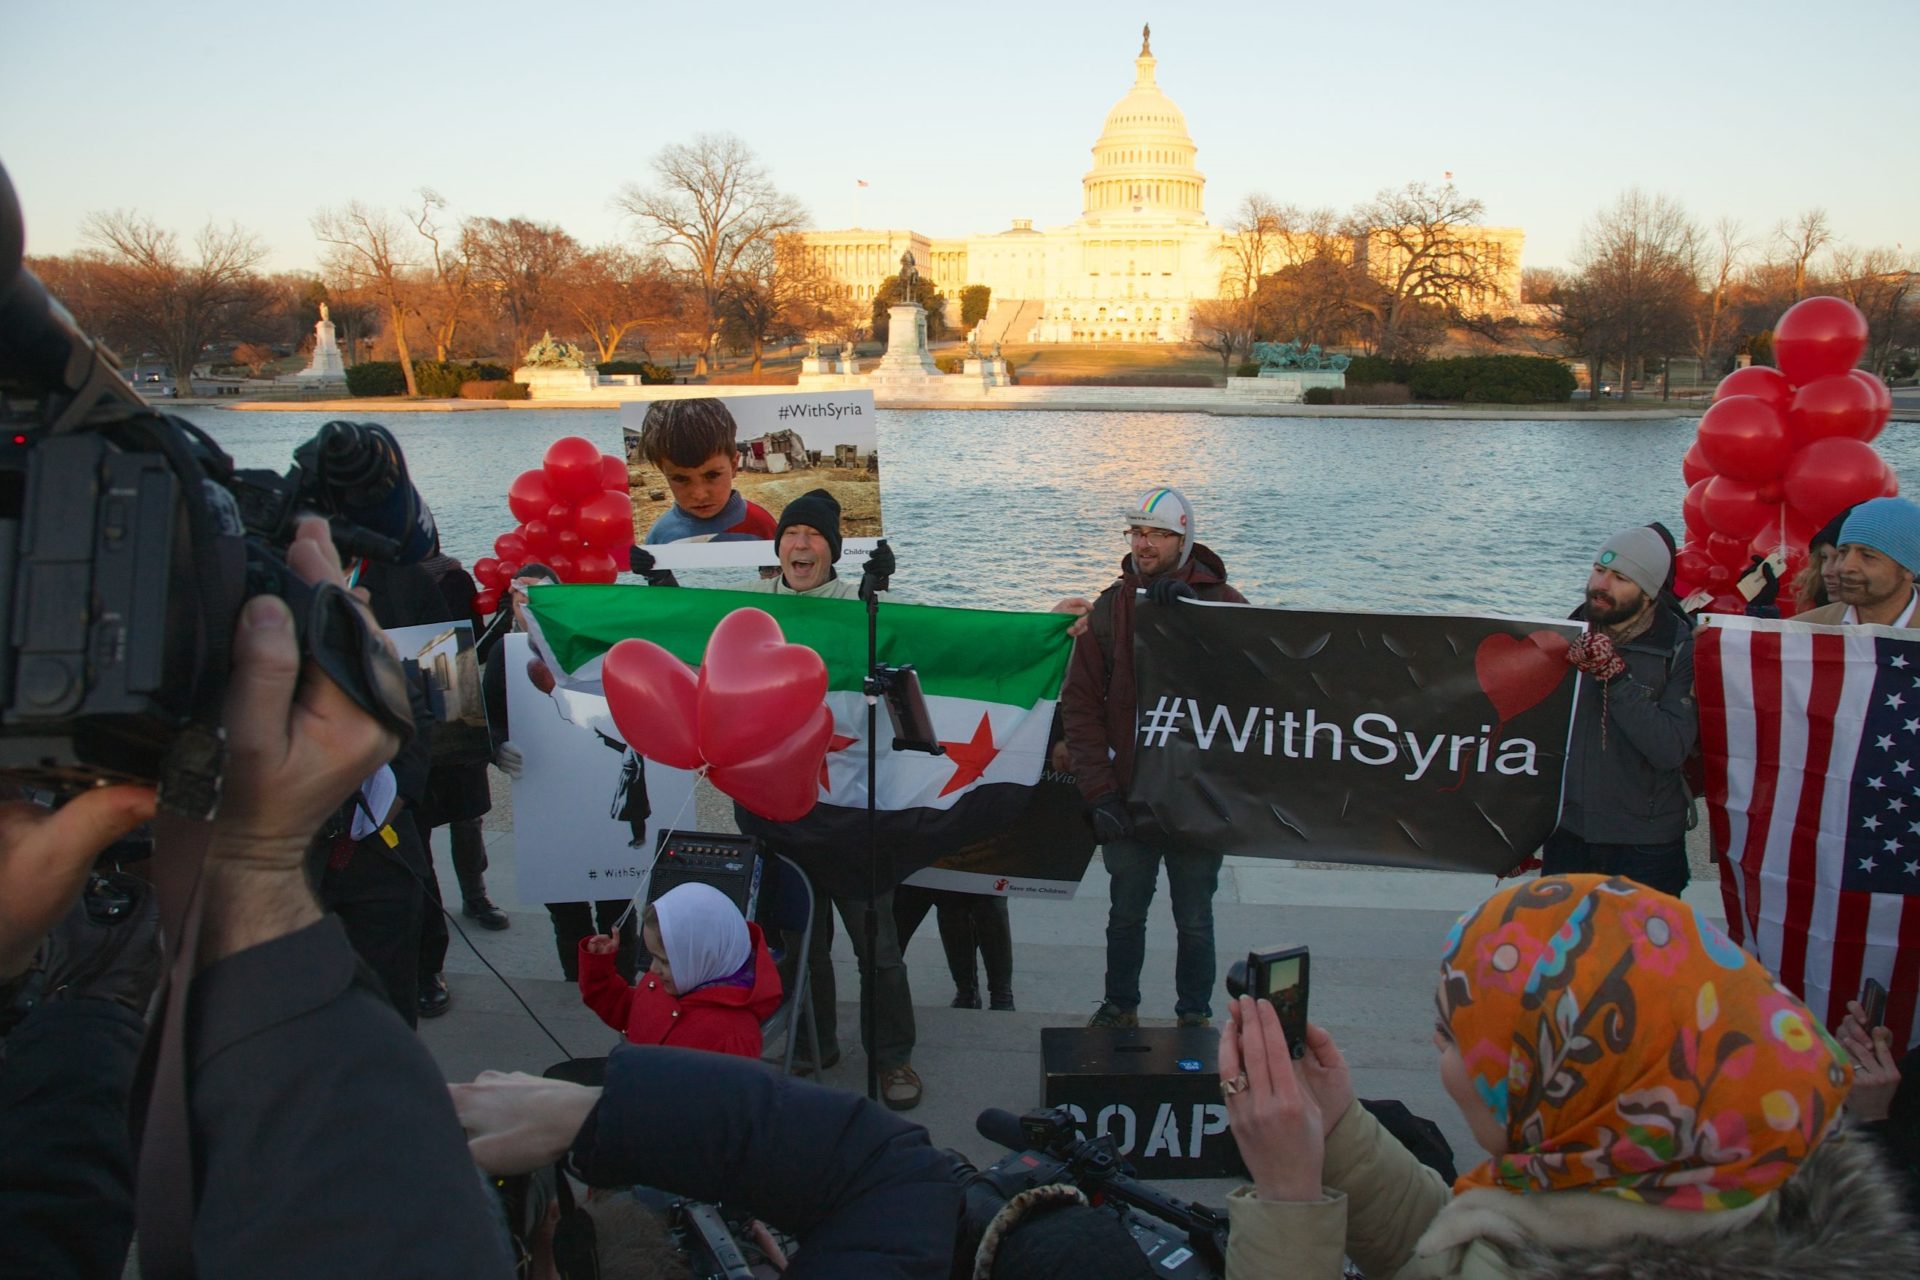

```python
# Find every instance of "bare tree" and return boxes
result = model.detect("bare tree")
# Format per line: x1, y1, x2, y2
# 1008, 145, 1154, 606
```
1190, 297, 1255, 376
1823, 244, 1919, 376
1553, 189, 1701, 399
717, 234, 837, 373
1693, 217, 1750, 377
1345, 182, 1504, 359
81, 211, 267, 398
613, 133, 807, 376
312, 202, 422, 395
1255, 206, 1365, 345
563, 246, 683, 363
408, 189, 474, 363
465, 217, 582, 362
1774, 208, 1833, 299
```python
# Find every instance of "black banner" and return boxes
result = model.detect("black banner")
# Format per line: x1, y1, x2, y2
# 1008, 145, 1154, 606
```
1130, 601, 1583, 874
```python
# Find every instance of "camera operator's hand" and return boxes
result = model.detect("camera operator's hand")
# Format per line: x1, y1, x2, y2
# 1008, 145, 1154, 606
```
0, 787, 156, 983
200, 517, 402, 965
1220, 996, 1328, 1203
450, 1070, 602, 1176
1839, 999, 1902, 1122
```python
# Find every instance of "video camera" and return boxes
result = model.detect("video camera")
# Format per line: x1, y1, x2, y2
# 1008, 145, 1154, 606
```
0, 158, 426, 814
954, 1105, 1227, 1279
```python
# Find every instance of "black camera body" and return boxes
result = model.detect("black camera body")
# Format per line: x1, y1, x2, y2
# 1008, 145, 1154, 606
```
1225, 944, 1310, 1060
957, 1105, 1227, 1279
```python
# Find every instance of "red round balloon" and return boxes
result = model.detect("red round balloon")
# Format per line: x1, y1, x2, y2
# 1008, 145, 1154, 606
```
523, 519, 557, 556
473, 556, 506, 591
544, 437, 607, 503
546, 552, 579, 582
1774, 296, 1869, 388
1701, 476, 1780, 541
710, 705, 834, 823
1681, 441, 1714, 488
1705, 563, 1732, 587
601, 638, 704, 770
497, 561, 521, 584
1713, 365, 1792, 414
1707, 531, 1750, 570
1849, 370, 1893, 440
1682, 478, 1713, 540
508, 470, 555, 525
1784, 436, 1891, 524
1705, 591, 1747, 615
555, 528, 586, 556
474, 588, 500, 615
1788, 373, 1880, 445
545, 501, 579, 533
1696, 395, 1791, 482
572, 548, 619, 583
696, 608, 828, 769
1883, 462, 1901, 498
1674, 546, 1711, 582
576, 490, 636, 550
600, 454, 630, 491
495, 530, 530, 564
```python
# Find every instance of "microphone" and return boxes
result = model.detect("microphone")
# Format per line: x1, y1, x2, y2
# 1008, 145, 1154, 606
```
975, 1107, 1028, 1152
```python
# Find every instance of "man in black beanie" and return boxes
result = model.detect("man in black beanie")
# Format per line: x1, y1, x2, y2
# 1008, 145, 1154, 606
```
735, 487, 873, 598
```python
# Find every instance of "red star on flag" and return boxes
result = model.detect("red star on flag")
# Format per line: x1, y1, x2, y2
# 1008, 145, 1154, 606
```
937, 713, 1001, 797
819, 732, 857, 792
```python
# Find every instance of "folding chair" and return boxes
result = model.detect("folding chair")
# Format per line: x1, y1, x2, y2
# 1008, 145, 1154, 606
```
755, 853, 823, 1076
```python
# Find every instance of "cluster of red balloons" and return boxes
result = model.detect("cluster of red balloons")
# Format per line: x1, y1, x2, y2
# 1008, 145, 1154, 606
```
1675, 296, 1896, 615
470, 437, 635, 613
601, 608, 834, 822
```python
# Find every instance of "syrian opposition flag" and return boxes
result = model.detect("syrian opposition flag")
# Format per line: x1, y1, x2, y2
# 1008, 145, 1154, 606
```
524, 585, 1074, 892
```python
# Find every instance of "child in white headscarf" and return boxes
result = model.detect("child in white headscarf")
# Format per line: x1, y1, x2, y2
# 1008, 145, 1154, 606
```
579, 882, 782, 1058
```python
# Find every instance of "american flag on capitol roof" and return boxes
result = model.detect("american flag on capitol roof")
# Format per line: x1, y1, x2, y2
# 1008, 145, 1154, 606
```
1697, 612, 1920, 1051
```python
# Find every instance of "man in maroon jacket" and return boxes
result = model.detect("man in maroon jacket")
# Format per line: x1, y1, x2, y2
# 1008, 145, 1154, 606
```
1060, 486, 1247, 1029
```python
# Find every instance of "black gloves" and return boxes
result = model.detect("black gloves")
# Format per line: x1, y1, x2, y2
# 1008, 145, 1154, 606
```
1741, 555, 1781, 609
1088, 795, 1135, 845
627, 545, 677, 587
0, 872, 161, 1034
862, 539, 896, 588
1147, 577, 1196, 607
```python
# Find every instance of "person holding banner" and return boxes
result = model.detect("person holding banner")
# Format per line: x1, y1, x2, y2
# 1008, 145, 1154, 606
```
1540, 527, 1697, 900
1063, 485, 1246, 1029
1793, 498, 1920, 629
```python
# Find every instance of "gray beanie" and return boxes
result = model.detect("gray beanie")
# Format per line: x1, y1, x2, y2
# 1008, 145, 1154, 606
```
1595, 527, 1672, 600
1118, 485, 1194, 570
1839, 497, 1920, 574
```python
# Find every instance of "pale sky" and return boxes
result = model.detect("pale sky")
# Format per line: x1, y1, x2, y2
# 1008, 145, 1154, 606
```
3, 0, 1913, 275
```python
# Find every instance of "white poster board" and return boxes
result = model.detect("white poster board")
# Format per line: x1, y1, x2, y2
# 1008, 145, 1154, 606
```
503, 632, 699, 904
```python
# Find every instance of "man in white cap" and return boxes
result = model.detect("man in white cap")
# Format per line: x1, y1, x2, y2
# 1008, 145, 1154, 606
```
1540, 525, 1698, 897
1794, 497, 1920, 628
1061, 486, 1247, 1028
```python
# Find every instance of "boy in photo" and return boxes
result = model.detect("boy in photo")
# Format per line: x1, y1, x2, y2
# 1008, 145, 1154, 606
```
635, 399, 778, 545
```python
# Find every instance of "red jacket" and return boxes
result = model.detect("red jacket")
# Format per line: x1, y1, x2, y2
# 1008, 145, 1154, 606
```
1060, 545, 1246, 804
578, 922, 783, 1059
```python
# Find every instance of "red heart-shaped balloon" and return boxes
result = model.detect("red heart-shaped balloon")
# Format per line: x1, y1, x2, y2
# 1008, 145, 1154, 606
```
709, 704, 834, 822
602, 638, 703, 770
697, 608, 828, 768
1474, 630, 1571, 723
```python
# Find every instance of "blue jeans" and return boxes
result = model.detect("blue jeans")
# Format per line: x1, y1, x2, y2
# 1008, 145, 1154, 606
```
1540, 829, 1689, 900
1102, 838, 1225, 1019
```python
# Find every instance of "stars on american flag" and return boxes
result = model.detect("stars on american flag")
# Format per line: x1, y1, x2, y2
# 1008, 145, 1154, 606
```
1908, 860, 1920, 876
1879, 735, 1896, 750
1899, 761, 1916, 776
1865, 814, 1883, 831
1869, 777, 1887, 790
1889, 693, 1907, 710
1895, 655, 1910, 669
1863, 855, 1881, 872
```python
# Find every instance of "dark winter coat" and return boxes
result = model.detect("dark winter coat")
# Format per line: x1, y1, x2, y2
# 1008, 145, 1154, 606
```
1060, 545, 1247, 805
1557, 600, 1697, 844
578, 922, 782, 1057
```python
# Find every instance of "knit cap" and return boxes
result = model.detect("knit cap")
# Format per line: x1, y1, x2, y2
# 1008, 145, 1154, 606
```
1118, 485, 1194, 569
1595, 526, 1671, 600
775, 489, 843, 562
1839, 497, 1920, 574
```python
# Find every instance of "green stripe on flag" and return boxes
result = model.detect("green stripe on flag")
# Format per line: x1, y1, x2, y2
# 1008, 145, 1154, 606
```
528, 585, 1074, 706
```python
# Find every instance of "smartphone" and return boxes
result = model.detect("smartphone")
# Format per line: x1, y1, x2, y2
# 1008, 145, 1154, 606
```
879, 664, 943, 755
1862, 977, 1888, 1030
1251, 945, 1311, 1060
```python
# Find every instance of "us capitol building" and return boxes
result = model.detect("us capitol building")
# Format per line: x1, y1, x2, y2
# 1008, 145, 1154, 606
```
799, 29, 1524, 345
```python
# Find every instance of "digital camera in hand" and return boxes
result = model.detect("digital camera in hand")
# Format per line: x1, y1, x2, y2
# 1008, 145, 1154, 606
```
0, 160, 420, 812
952, 1105, 1226, 1279
1226, 944, 1310, 1060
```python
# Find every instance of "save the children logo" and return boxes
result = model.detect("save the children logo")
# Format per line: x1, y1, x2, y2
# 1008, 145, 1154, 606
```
1138, 696, 1541, 780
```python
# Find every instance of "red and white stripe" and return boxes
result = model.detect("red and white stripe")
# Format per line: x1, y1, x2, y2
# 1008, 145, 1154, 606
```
1698, 613, 1920, 1049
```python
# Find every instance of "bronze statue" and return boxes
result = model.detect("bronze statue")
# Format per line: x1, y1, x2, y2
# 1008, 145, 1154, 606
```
1141, 23, 1151, 56
898, 248, 920, 300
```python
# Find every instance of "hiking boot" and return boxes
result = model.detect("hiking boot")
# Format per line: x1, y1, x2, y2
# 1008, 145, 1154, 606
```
1176, 1012, 1211, 1029
462, 898, 510, 931
1087, 1002, 1138, 1028
951, 986, 982, 1009
418, 973, 451, 1019
989, 990, 1016, 1012
879, 1064, 923, 1111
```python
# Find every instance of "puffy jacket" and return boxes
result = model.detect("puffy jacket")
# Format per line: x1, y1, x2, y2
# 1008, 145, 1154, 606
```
1060, 546, 1247, 804
1225, 1101, 1920, 1280
578, 922, 781, 1057
1557, 600, 1697, 844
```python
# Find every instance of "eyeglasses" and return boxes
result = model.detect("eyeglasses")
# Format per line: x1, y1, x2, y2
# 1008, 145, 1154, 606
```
1126, 527, 1179, 543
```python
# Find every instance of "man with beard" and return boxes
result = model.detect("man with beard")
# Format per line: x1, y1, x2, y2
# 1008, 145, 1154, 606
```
1540, 526, 1698, 898
1064, 486, 1247, 1029
1792, 498, 1920, 629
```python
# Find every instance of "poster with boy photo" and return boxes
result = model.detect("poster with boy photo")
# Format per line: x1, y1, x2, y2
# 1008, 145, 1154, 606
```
618, 390, 882, 571
502, 632, 699, 905
385, 621, 490, 767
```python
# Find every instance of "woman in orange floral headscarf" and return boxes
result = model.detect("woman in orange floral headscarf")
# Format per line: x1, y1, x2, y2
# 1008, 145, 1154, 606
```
1218, 876, 1918, 1280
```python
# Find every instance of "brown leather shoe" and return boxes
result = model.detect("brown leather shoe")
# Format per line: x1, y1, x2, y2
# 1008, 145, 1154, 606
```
879, 1064, 923, 1111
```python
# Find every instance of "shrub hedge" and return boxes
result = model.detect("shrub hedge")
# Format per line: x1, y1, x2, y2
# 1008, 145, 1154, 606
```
1302, 387, 1337, 404
344, 360, 513, 397
598, 360, 676, 383
459, 380, 530, 400
345, 362, 406, 396
1343, 355, 1416, 386
1408, 356, 1575, 403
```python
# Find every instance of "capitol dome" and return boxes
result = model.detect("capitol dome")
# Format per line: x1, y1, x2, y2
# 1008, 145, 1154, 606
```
1082, 27, 1206, 223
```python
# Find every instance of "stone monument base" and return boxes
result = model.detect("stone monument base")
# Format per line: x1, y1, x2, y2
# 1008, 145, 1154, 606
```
865, 304, 947, 392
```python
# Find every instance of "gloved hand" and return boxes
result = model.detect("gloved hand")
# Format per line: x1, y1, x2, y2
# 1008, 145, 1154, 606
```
628, 545, 676, 587
1088, 794, 1135, 844
495, 741, 525, 779
1742, 555, 1781, 609
862, 539, 896, 587
1566, 632, 1627, 681
1147, 577, 1196, 607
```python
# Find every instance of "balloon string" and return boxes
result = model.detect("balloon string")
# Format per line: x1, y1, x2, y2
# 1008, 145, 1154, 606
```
612, 772, 702, 936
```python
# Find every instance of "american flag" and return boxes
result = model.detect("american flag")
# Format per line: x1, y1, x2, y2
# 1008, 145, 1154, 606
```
1698, 613, 1920, 1049
856, 179, 869, 188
